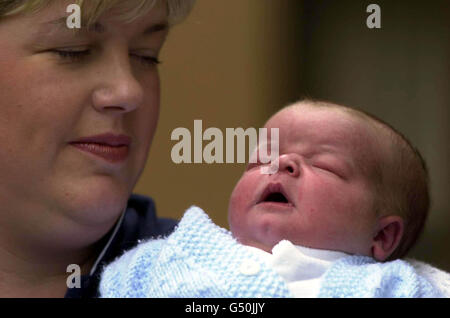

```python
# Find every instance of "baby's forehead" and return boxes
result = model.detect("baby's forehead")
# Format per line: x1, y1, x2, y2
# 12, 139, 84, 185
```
266, 106, 371, 146
265, 105, 386, 173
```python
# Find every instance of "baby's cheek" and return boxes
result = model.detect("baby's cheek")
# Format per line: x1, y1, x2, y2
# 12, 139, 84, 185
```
301, 178, 342, 207
228, 182, 247, 219
228, 175, 261, 228
228, 194, 247, 241
229, 175, 256, 205
229, 184, 242, 207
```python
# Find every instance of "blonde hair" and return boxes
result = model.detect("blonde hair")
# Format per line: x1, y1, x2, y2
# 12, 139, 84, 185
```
0, 0, 195, 26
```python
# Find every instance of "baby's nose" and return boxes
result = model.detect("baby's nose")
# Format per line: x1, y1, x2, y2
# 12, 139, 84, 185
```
278, 154, 300, 177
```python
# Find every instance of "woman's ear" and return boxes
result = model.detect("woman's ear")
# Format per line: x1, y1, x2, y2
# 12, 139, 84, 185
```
371, 215, 404, 261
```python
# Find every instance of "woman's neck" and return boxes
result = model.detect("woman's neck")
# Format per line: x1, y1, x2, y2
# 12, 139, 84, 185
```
0, 238, 102, 297
0, 201, 119, 297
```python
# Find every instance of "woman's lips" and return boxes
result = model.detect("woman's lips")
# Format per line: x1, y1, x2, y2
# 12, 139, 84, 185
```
70, 142, 129, 164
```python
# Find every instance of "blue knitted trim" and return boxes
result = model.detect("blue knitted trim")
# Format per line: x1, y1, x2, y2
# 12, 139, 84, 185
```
318, 256, 440, 298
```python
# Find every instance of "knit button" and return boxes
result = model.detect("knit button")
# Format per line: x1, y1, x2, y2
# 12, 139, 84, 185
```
239, 260, 260, 275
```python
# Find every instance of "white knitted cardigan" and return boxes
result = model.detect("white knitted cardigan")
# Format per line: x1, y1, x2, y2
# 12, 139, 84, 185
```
100, 206, 450, 298
408, 259, 450, 297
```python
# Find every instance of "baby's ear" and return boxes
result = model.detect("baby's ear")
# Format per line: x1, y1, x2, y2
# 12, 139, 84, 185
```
371, 215, 404, 261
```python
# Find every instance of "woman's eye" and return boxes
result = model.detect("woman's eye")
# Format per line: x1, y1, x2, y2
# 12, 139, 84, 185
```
131, 54, 162, 67
52, 49, 91, 61
51, 50, 161, 67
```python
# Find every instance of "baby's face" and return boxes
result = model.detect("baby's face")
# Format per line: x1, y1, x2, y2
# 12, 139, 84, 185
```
228, 106, 381, 255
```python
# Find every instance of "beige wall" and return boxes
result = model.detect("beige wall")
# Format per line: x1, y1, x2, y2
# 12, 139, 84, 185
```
134, 0, 450, 271
135, 0, 297, 227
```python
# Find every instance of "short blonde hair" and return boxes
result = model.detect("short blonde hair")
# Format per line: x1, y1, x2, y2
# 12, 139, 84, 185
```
0, 0, 195, 26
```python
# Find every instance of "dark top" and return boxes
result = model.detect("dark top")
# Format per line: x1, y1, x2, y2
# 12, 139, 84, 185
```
64, 194, 177, 298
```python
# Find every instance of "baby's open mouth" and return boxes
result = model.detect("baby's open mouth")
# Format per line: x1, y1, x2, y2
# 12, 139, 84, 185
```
257, 183, 294, 207
262, 192, 289, 203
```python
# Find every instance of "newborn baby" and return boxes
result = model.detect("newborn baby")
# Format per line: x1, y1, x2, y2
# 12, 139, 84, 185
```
100, 99, 447, 298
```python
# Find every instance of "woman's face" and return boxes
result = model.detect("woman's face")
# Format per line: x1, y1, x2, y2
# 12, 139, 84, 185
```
0, 1, 168, 238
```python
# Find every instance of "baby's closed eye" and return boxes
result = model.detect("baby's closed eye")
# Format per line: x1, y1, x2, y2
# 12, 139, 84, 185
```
312, 163, 344, 178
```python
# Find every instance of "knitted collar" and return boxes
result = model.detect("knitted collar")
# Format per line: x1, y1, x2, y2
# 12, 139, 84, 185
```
163, 206, 293, 297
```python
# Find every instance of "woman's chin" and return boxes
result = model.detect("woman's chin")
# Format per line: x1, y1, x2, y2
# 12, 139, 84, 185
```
53, 177, 131, 226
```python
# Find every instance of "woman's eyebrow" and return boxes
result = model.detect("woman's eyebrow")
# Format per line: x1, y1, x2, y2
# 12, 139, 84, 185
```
35, 16, 99, 37
141, 22, 169, 35
38, 17, 168, 36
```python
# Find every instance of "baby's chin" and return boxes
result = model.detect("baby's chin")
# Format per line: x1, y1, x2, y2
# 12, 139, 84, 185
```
233, 236, 276, 254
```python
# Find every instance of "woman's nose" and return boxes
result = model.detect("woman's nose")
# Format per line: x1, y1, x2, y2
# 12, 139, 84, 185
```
91, 53, 145, 114
278, 154, 301, 177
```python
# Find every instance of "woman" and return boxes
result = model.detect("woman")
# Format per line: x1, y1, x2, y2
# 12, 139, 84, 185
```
0, 0, 195, 298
